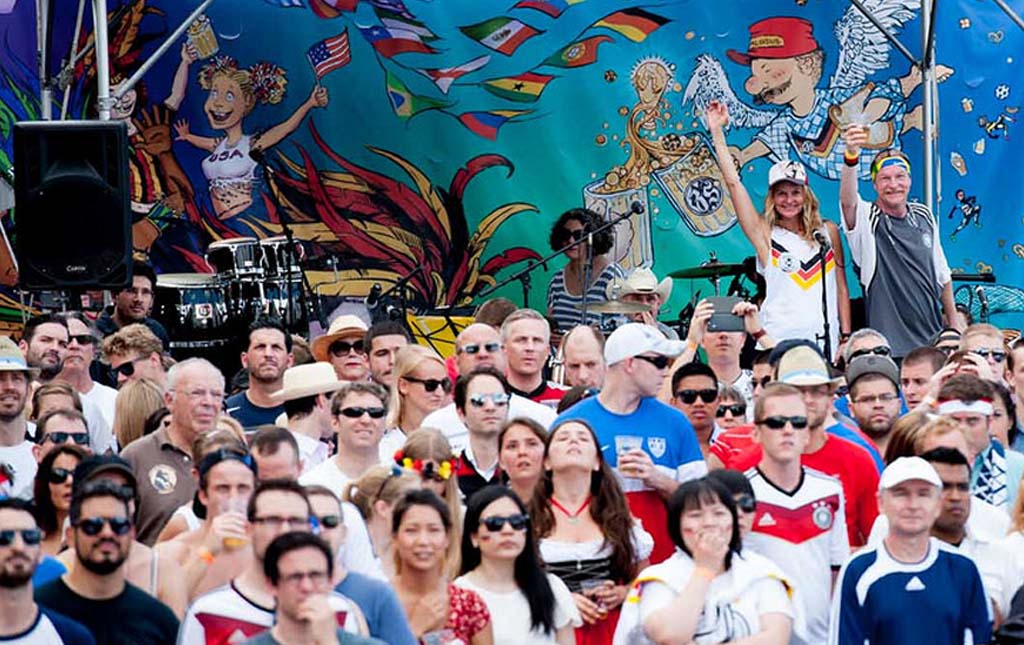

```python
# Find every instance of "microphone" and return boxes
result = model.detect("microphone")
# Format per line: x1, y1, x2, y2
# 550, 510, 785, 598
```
365, 283, 383, 310
976, 286, 989, 320
813, 229, 831, 249
630, 201, 645, 214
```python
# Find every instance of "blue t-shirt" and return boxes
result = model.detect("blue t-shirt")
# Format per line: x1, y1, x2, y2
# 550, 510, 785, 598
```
31, 556, 67, 588
830, 538, 991, 645
335, 572, 416, 645
827, 422, 884, 472
553, 396, 705, 479
225, 391, 285, 429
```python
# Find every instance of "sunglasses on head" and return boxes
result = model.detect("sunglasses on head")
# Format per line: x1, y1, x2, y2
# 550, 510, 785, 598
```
849, 346, 891, 360
43, 431, 90, 446
338, 406, 386, 419
756, 415, 809, 430
458, 342, 501, 355
0, 528, 43, 547
633, 354, 671, 369
734, 494, 756, 513
716, 403, 747, 417
468, 392, 510, 407
329, 339, 365, 356
48, 467, 74, 484
971, 349, 1006, 363
403, 376, 452, 393
675, 389, 717, 404
316, 514, 342, 529
481, 513, 529, 532
76, 516, 132, 536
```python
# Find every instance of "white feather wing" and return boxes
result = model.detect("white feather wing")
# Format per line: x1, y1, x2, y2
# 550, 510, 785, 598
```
682, 54, 776, 129
831, 0, 918, 89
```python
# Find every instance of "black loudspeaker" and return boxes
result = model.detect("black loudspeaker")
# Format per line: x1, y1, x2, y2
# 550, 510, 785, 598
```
13, 120, 131, 290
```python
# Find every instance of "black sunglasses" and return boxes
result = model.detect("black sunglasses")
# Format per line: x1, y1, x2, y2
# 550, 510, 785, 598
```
338, 406, 386, 419
481, 514, 529, 532
329, 339, 366, 356
675, 389, 718, 404
48, 467, 74, 484
0, 528, 43, 546
459, 342, 501, 355
43, 431, 90, 446
69, 334, 97, 346
113, 360, 139, 378
633, 354, 671, 369
76, 516, 132, 536
734, 494, 756, 513
756, 415, 809, 430
849, 346, 891, 360
716, 403, 747, 417
971, 349, 1007, 363
316, 514, 342, 529
754, 376, 772, 389
403, 376, 452, 393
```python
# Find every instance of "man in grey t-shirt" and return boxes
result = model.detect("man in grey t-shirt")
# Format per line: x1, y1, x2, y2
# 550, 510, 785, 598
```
839, 126, 959, 357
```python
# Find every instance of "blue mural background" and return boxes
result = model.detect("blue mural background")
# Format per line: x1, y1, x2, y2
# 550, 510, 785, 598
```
0, 0, 1021, 330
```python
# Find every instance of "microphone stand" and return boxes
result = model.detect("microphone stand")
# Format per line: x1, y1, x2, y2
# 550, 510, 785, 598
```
250, 150, 323, 330
815, 234, 833, 364
476, 203, 642, 309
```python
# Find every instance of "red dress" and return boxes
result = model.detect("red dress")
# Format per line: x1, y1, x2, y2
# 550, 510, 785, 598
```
443, 583, 490, 644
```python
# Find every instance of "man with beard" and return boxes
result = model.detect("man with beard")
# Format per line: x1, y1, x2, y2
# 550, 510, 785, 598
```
841, 127, 959, 357
19, 314, 115, 454
57, 313, 118, 431
0, 498, 94, 643
34, 480, 180, 642
95, 261, 170, 349
0, 337, 40, 499
846, 354, 903, 457
226, 318, 294, 429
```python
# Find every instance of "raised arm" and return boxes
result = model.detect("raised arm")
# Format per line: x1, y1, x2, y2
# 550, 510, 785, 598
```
707, 101, 771, 264
840, 125, 868, 231
252, 85, 329, 152
174, 118, 218, 152
164, 42, 198, 111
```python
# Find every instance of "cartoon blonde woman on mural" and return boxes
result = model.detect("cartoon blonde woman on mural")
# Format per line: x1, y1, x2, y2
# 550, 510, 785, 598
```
174, 56, 329, 219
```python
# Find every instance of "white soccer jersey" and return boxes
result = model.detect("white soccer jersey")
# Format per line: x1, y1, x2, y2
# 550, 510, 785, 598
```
744, 466, 849, 644
177, 581, 365, 645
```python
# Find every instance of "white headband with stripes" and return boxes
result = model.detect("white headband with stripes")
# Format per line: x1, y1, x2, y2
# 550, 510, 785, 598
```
936, 399, 993, 416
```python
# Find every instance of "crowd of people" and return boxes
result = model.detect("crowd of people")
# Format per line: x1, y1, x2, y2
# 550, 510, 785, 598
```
0, 127, 1023, 645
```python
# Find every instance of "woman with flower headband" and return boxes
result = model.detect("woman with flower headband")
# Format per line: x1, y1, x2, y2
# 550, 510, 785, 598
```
395, 428, 463, 575
381, 345, 452, 463
344, 465, 421, 579
174, 55, 329, 219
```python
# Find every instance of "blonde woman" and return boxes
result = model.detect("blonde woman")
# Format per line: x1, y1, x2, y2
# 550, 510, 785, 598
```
707, 101, 851, 358
113, 377, 165, 449
381, 345, 451, 461
345, 465, 421, 579
396, 428, 463, 572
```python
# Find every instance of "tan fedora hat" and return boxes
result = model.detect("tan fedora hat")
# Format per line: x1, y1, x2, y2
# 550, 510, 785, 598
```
608, 268, 672, 302
0, 336, 38, 376
271, 362, 347, 402
311, 314, 369, 363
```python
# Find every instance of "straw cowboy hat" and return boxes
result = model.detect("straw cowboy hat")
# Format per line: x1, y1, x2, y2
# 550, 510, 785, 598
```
0, 336, 38, 376
270, 362, 347, 402
310, 314, 369, 363
608, 268, 673, 302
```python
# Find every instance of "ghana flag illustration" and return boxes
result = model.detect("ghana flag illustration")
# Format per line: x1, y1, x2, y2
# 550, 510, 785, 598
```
481, 71, 556, 102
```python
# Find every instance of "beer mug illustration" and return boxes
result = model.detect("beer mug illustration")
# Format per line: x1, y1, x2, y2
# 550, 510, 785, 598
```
653, 132, 737, 237
582, 182, 652, 270
187, 14, 219, 59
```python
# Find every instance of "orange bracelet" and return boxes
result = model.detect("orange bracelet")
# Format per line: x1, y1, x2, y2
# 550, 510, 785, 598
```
198, 547, 215, 565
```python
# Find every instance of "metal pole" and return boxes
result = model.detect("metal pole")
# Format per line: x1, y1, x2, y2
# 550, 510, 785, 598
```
922, 0, 935, 214
92, 0, 111, 120
849, 0, 918, 66
113, 0, 218, 100
36, 0, 52, 119
991, 0, 1024, 31
60, 0, 88, 120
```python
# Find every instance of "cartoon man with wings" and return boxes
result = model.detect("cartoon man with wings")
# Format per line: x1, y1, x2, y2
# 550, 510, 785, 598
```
684, 1, 952, 180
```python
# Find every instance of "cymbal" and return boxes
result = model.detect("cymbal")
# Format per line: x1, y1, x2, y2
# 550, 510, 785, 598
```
574, 300, 651, 314
668, 261, 746, 280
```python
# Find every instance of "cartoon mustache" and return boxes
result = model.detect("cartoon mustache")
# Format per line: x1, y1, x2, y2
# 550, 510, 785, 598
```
753, 79, 792, 105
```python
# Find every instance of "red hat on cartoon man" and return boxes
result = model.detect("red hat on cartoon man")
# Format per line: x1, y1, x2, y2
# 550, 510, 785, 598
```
727, 17, 820, 65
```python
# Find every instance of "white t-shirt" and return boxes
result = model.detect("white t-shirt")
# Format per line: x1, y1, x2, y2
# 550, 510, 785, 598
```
378, 427, 407, 465
80, 381, 118, 433
291, 431, 329, 474
422, 395, 556, 454
299, 458, 351, 495
0, 441, 38, 499
339, 501, 385, 581
453, 572, 581, 645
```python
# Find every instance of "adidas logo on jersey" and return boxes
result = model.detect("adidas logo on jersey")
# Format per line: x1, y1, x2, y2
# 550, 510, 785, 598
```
757, 512, 776, 527
904, 576, 926, 591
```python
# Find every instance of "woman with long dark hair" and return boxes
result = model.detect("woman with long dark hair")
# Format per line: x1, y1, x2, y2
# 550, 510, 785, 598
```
34, 444, 87, 556
530, 419, 652, 644
391, 489, 494, 644
456, 487, 580, 644
613, 477, 801, 644
498, 418, 548, 506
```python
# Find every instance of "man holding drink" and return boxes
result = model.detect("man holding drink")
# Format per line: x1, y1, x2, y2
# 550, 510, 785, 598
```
840, 124, 960, 358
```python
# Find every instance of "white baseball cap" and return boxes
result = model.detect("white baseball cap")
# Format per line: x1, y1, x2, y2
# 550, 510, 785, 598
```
604, 323, 687, 366
768, 159, 809, 188
879, 456, 942, 491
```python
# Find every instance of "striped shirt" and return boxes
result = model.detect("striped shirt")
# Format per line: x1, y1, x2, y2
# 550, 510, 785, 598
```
546, 263, 625, 334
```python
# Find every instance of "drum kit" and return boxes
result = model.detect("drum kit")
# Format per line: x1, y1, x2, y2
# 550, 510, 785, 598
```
154, 236, 309, 358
